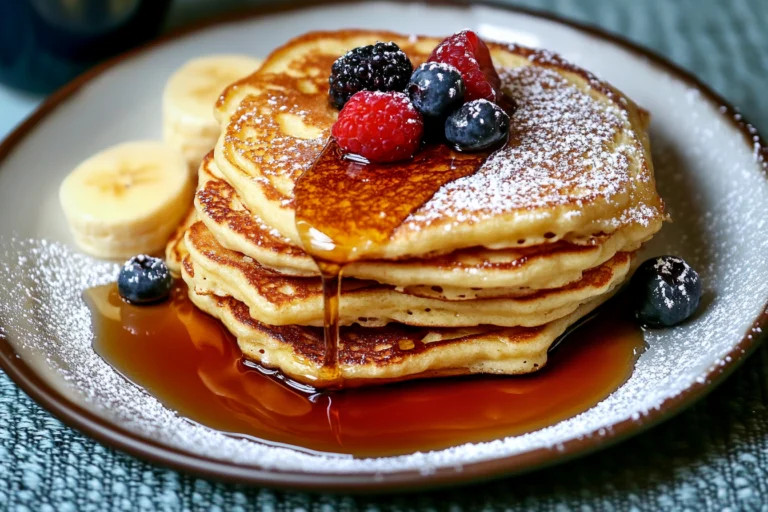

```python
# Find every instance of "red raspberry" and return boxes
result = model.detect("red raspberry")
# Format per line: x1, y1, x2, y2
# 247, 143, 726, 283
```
428, 30, 501, 103
331, 91, 424, 163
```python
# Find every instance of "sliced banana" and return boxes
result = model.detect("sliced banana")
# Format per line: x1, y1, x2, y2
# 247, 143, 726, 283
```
60, 141, 194, 259
163, 54, 263, 169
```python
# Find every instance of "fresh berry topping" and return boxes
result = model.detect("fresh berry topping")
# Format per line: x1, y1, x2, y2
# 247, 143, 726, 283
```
445, 99, 510, 151
630, 256, 703, 328
408, 62, 465, 118
328, 42, 413, 109
332, 91, 424, 163
117, 255, 173, 304
427, 30, 501, 103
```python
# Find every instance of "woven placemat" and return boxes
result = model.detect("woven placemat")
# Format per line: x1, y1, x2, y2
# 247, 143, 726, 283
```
1, 0, 767, 509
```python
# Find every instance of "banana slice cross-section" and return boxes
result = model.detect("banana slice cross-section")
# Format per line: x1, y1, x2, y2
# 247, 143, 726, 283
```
60, 141, 194, 259
163, 54, 263, 170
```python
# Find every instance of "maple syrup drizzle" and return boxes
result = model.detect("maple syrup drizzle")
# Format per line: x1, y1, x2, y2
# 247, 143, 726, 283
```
293, 95, 518, 378
294, 141, 489, 264
88, 282, 645, 457
319, 268, 342, 381
294, 140, 492, 381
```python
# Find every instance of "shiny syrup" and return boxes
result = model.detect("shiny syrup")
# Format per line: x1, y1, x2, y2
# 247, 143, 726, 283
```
88, 282, 644, 457
293, 140, 492, 383
293, 98, 516, 382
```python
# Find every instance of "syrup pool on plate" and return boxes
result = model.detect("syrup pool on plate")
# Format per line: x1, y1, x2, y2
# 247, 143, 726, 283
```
87, 282, 644, 458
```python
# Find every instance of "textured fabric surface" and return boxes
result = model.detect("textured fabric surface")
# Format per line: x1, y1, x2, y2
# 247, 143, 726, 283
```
2, 0, 768, 510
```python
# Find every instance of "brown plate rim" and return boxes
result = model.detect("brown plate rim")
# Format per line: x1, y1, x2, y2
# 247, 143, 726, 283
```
0, 0, 766, 494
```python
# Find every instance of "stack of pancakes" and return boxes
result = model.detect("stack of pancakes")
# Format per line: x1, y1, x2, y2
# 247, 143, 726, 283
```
166, 31, 664, 388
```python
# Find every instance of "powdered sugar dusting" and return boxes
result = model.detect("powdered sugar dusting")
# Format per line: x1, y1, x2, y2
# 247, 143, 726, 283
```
2, 35, 768, 480
405, 65, 645, 228
1, 155, 767, 477
254, 208, 289, 241
1, 71, 766, 475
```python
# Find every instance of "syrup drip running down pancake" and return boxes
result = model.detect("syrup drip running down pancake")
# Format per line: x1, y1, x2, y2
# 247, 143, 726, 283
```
184, 221, 632, 328
185, 219, 631, 327
180, 257, 618, 387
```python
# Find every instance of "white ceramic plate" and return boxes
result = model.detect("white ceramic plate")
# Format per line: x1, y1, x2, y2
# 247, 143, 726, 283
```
0, 1, 766, 492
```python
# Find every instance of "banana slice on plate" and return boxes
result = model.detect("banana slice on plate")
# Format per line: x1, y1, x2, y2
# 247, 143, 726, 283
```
163, 54, 263, 169
60, 141, 194, 259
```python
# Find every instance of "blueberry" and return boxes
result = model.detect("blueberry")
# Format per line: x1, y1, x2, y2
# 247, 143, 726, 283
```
117, 255, 173, 304
630, 256, 702, 328
408, 62, 465, 118
445, 99, 510, 151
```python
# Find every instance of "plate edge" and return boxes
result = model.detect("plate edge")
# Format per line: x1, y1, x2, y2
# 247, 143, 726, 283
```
0, 0, 766, 493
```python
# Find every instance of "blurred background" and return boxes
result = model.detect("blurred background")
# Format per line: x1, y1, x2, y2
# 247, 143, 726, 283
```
1, 0, 765, 134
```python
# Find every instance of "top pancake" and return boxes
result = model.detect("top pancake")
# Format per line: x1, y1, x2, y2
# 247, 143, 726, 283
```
195, 151, 654, 294
213, 30, 664, 261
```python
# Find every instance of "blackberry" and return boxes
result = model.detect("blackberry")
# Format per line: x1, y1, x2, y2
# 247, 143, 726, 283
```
630, 256, 702, 328
445, 99, 510, 151
328, 42, 413, 109
117, 255, 173, 304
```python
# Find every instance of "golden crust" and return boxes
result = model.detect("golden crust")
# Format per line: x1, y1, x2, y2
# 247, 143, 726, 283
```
164, 207, 198, 275
181, 257, 615, 388
184, 221, 631, 328
195, 152, 655, 291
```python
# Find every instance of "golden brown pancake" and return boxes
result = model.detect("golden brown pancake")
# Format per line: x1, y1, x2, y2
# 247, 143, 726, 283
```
184, 220, 631, 327
165, 207, 198, 275
181, 257, 616, 387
